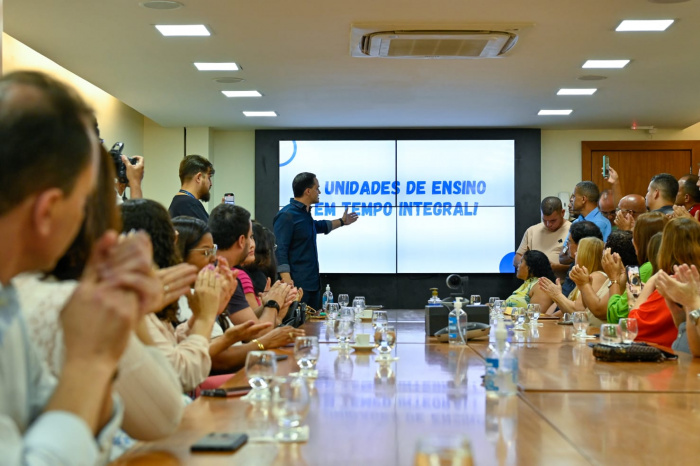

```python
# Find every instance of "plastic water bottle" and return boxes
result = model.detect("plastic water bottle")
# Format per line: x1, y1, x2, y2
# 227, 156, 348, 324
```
322, 284, 333, 311
428, 288, 441, 306
448, 298, 467, 346
485, 319, 518, 398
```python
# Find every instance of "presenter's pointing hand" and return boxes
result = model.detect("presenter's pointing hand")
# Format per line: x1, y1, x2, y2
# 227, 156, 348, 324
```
342, 207, 359, 225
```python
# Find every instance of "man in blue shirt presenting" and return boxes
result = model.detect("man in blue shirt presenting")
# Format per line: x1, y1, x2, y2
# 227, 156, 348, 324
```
274, 172, 358, 310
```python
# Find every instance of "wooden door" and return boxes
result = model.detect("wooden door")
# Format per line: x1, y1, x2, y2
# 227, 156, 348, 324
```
582, 141, 700, 197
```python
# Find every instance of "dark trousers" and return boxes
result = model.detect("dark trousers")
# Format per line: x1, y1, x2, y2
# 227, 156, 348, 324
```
301, 289, 321, 312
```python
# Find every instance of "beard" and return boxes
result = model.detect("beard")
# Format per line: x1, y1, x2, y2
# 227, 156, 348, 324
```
200, 190, 211, 202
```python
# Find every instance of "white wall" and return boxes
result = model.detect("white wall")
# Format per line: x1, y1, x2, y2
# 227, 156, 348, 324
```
211, 130, 256, 216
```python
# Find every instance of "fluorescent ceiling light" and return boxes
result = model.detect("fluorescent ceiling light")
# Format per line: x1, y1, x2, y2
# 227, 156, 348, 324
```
195, 62, 238, 71
155, 25, 210, 36
616, 20, 674, 32
582, 60, 630, 69
222, 91, 262, 97
243, 111, 277, 117
557, 88, 597, 95
538, 110, 572, 116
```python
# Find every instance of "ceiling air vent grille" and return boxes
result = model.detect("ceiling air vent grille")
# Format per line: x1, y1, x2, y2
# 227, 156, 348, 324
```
357, 30, 519, 59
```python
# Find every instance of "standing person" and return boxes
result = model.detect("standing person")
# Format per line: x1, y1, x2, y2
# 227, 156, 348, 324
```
274, 172, 359, 310
560, 181, 611, 265
513, 196, 571, 280
675, 174, 700, 218
645, 173, 678, 215
0, 71, 160, 464
168, 154, 215, 221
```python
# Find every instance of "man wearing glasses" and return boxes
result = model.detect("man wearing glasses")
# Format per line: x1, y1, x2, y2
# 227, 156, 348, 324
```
615, 194, 648, 231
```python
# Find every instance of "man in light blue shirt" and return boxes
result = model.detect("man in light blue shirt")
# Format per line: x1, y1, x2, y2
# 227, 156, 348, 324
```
560, 181, 611, 265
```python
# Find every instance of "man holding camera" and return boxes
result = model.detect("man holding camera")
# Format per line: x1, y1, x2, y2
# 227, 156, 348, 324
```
115, 153, 144, 203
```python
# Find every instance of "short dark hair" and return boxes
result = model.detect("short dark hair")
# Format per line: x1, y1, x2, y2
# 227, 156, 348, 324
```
541, 196, 563, 216
172, 216, 210, 260
605, 230, 638, 267
569, 220, 603, 245
292, 172, 317, 198
575, 181, 600, 204
522, 250, 556, 282
179, 154, 214, 184
680, 175, 700, 203
650, 173, 679, 203
0, 71, 94, 215
209, 204, 251, 251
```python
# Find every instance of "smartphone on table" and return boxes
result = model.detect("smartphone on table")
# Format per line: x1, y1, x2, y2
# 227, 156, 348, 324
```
201, 386, 251, 397
191, 432, 248, 452
224, 193, 235, 205
626, 265, 642, 298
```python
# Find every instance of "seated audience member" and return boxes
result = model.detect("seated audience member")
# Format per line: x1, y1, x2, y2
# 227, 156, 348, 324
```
559, 221, 603, 298
16, 146, 188, 453
209, 204, 300, 334
540, 237, 609, 325
598, 189, 617, 228
513, 197, 571, 280
505, 250, 555, 310
244, 221, 279, 297
604, 212, 668, 323
0, 71, 160, 463
168, 154, 215, 222
645, 173, 678, 215
674, 174, 700, 218
173, 216, 303, 372
615, 194, 647, 231
122, 200, 228, 392
656, 263, 700, 356
628, 218, 700, 347
235, 226, 261, 309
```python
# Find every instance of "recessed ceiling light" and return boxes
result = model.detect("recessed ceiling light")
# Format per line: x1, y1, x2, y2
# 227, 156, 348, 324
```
582, 60, 630, 69
557, 88, 597, 96
578, 75, 607, 81
538, 110, 573, 116
155, 25, 210, 36
194, 62, 238, 71
140, 1, 183, 10
616, 20, 674, 32
222, 91, 262, 97
243, 111, 277, 117
648, 0, 689, 4
214, 77, 246, 84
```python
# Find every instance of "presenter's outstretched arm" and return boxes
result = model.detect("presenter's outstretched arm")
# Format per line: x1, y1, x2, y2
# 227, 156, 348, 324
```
331, 207, 359, 231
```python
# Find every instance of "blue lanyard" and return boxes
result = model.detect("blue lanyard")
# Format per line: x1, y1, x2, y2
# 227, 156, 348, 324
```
179, 189, 196, 199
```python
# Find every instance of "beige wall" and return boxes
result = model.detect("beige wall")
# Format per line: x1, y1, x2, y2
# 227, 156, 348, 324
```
211, 130, 256, 216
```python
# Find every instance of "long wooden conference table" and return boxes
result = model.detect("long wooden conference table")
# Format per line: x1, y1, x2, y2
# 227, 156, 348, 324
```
114, 311, 700, 465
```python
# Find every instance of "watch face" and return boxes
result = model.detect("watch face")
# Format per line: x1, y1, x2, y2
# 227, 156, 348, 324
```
690, 310, 700, 325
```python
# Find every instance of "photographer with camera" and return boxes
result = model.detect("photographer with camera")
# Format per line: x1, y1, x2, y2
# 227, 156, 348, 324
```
110, 142, 144, 203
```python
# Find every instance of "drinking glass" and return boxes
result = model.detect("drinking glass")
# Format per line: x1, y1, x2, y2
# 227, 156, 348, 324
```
334, 308, 355, 349
619, 318, 638, 344
527, 304, 541, 327
600, 323, 622, 345
338, 293, 350, 308
572, 312, 589, 338
245, 351, 277, 400
512, 307, 526, 331
376, 325, 396, 357
414, 434, 473, 466
353, 296, 366, 320
294, 336, 320, 374
326, 303, 340, 320
494, 299, 507, 316
372, 310, 388, 329
470, 295, 481, 305
272, 376, 310, 442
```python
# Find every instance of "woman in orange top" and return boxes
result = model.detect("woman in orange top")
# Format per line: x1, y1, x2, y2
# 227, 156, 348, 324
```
629, 218, 700, 347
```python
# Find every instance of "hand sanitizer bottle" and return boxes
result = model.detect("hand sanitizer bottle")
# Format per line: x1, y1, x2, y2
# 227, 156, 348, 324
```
485, 319, 518, 398
322, 284, 333, 311
448, 298, 468, 346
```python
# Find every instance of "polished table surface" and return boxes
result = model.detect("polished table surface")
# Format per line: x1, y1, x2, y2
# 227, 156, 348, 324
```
114, 312, 700, 465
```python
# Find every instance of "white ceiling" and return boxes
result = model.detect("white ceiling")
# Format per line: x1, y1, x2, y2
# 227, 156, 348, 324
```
5, 0, 700, 130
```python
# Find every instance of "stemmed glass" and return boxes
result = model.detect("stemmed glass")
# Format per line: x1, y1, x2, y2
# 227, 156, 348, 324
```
326, 303, 340, 320
572, 312, 589, 338
245, 351, 277, 400
334, 307, 355, 349
294, 336, 320, 376
353, 296, 366, 320
376, 325, 396, 359
272, 376, 310, 442
372, 310, 388, 329
338, 294, 350, 308
512, 307, 526, 331
619, 318, 638, 344
527, 304, 541, 327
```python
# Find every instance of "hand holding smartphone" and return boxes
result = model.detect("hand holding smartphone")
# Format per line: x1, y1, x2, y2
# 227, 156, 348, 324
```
224, 193, 235, 205
602, 155, 610, 179
626, 265, 642, 298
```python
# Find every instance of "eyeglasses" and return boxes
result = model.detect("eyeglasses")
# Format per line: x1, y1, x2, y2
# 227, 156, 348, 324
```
617, 208, 646, 216
190, 244, 218, 257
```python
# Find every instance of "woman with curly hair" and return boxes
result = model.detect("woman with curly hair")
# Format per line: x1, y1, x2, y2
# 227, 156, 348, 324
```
505, 250, 555, 309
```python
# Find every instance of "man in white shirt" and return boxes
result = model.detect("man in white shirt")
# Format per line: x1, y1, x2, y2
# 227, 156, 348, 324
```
514, 196, 571, 280
0, 71, 158, 464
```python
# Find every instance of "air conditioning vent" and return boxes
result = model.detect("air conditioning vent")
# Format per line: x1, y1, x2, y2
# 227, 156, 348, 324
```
350, 24, 532, 59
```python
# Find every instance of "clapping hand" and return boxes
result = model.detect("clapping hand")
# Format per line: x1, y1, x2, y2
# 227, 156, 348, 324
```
601, 248, 626, 287
223, 320, 272, 344
154, 263, 198, 311
187, 268, 224, 322
570, 264, 591, 288
615, 210, 635, 231
538, 276, 562, 299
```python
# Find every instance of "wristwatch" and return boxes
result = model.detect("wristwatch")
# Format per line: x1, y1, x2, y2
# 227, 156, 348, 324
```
689, 309, 700, 326
264, 300, 281, 312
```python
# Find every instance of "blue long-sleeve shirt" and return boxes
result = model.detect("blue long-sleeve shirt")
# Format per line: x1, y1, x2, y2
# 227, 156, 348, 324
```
273, 199, 331, 292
